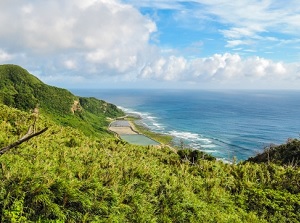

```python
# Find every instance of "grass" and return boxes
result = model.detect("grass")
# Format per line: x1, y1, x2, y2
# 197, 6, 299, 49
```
0, 104, 299, 222
129, 119, 174, 146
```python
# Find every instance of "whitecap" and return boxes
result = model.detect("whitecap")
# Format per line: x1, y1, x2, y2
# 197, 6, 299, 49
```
202, 149, 218, 153
152, 122, 165, 130
201, 145, 217, 148
168, 130, 200, 140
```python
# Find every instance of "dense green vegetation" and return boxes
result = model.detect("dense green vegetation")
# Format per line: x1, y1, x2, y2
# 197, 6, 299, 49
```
247, 139, 300, 167
0, 64, 124, 137
0, 104, 299, 222
0, 64, 299, 222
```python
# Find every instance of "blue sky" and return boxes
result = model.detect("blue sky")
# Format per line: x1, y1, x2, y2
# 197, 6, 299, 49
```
0, 0, 300, 89
134, 0, 300, 61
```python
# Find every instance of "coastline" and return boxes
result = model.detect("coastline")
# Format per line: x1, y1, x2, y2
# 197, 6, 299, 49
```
130, 120, 173, 146
73, 89, 300, 161
109, 117, 163, 146
109, 114, 174, 147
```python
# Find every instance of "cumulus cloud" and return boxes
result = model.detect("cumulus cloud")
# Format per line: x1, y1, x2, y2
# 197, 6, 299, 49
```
0, 0, 299, 89
0, 0, 156, 75
141, 56, 187, 81
140, 53, 295, 85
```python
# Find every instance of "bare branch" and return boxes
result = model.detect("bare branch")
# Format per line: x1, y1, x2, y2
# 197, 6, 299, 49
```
0, 127, 48, 156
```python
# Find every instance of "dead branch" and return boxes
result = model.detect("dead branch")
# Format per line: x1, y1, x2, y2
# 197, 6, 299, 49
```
0, 127, 48, 156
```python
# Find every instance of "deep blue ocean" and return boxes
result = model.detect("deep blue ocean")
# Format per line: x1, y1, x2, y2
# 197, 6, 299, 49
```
72, 89, 300, 161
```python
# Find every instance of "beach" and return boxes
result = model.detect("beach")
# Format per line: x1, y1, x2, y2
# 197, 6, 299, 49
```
109, 120, 138, 135
109, 120, 160, 146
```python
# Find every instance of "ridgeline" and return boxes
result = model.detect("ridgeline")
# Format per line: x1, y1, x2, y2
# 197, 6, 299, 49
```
0, 64, 124, 137
0, 64, 299, 222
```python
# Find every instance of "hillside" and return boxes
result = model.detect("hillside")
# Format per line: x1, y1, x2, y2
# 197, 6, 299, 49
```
247, 139, 300, 167
0, 64, 299, 222
0, 104, 299, 222
0, 64, 124, 137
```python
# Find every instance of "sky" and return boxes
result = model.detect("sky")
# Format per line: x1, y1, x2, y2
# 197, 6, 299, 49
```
1, 0, 300, 89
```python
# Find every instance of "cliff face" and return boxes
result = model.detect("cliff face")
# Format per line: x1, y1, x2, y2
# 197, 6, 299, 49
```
0, 64, 124, 136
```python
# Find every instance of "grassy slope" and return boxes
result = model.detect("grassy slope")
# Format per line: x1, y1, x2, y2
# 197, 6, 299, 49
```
246, 139, 300, 167
0, 64, 124, 137
0, 104, 299, 222
0, 64, 299, 222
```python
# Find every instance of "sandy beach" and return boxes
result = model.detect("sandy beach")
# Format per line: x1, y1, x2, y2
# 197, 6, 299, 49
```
109, 120, 138, 135
109, 120, 160, 146
109, 126, 138, 135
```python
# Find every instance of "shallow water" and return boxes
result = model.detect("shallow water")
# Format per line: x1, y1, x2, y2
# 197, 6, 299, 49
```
72, 89, 300, 161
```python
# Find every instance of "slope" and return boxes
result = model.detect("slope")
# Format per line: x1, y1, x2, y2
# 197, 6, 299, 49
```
0, 64, 124, 137
0, 104, 299, 222
246, 139, 300, 166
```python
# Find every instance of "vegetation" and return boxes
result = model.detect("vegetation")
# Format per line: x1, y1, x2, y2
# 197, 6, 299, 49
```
247, 139, 300, 167
131, 120, 173, 145
0, 64, 299, 222
0, 64, 124, 137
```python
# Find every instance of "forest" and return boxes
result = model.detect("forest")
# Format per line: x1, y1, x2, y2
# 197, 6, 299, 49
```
0, 64, 299, 222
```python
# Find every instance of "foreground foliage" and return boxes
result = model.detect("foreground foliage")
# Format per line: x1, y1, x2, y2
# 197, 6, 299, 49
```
247, 139, 300, 167
0, 104, 299, 222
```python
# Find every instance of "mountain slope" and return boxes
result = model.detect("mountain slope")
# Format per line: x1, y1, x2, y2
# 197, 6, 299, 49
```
0, 103, 299, 222
0, 64, 124, 136
0, 64, 299, 222
246, 139, 300, 166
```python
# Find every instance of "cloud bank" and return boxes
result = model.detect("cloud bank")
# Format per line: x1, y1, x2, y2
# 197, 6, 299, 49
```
141, 53, 297, 83
0, 0, 299, 88
0, 0, 156, 74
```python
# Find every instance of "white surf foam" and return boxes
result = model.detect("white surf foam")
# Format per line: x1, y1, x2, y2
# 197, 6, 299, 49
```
201, 145, 217, 148
119, 106, 165, 131
119, 107, 222, 157
168, 130, 201, 140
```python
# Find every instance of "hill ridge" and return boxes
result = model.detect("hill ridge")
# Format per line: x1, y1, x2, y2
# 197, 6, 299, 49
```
0, 64, 124, 137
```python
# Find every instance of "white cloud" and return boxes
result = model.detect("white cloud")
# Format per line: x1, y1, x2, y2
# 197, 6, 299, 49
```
0, 0, 300, 89
64, 60, 77, 70
0, 49, 13, 62
140, 53, 297, 86
140, 56, 187, 81
127, 0, 300, 46
123, 0, 183, 10
0, 0, 156, 75
226, 40, 253, 48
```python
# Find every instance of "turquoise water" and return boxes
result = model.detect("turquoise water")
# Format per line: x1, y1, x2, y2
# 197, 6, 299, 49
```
72, 89, 300, 161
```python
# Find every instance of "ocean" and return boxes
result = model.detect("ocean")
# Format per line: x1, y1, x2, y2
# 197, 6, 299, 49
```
72, 89, 300, 161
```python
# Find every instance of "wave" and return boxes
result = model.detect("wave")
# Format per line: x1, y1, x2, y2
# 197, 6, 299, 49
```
201, 145, 217, 148
119, 106, 229, 158
119, 106, 165, 131
168, 130, 203, 141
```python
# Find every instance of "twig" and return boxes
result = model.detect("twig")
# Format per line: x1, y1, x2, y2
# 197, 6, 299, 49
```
0, 127, 48, 155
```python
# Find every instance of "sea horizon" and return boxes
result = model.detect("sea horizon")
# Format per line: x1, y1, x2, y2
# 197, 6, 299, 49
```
71, 89, 300, 161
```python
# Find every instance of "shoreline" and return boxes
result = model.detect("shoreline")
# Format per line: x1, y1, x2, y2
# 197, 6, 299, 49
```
109, 118, 162, 146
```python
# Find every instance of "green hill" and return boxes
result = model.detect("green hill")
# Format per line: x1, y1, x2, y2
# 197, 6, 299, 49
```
246, 139, 300, 167
0, 64, 124, 137
0, 64, 299, 222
